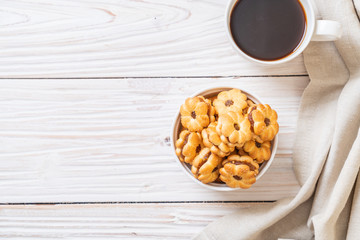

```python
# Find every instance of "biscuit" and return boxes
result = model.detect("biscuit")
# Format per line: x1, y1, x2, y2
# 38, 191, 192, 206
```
220, 155, 259, 189
247, 99, 256, 108
243, 98, 256, 115
180, 96, 211, 132
243, 140, 271, 164
216, 111, 252, 148
205, 98, 216, 123
213, 89, 247, 115
175, 130, 203, 164
202, 122, 235, 157
248, 104, 279, 141
191, 148, 222, 184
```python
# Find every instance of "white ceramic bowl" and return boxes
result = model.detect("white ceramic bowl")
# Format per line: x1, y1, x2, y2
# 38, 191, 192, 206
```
171, 86, 278, 191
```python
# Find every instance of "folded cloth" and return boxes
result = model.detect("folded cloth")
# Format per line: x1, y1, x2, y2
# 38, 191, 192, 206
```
193, 0, 360, 239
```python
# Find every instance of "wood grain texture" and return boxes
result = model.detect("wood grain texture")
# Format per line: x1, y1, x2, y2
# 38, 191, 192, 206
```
0, 0, 306, 78
0, 203, 270, 239
0, 77, 308, 202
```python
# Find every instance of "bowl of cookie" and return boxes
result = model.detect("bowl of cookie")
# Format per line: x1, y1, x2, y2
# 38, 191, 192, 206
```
171, 86, 279, 191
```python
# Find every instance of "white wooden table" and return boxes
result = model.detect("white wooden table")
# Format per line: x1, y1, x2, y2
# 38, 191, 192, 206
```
0, 0, 309, 238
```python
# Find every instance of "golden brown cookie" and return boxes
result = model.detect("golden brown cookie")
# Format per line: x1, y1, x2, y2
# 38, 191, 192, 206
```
191, 148, 222, 184
220, 155, 259, 189
251, 134, 264, 143
213, 89, 247, 115
216, 111, 252, 148
202, 122, 235, 157
205, 98, 216, 123
243, 140, 271, 164
248, 104, 279, 141
175, 130, 203, 164
180, 96, 211, 132
242, 98, 256, 115
247, 99, 256, 108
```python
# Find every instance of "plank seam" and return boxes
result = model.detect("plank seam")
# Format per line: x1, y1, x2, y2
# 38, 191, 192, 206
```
0, 201, 274, 205
0, 74, 308, 80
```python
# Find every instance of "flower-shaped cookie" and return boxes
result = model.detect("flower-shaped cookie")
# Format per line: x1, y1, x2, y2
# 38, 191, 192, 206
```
191, 148, 222, 184
220, 155, 259, 189
202, 122, 235, 157
248, 104, 279, 141
243, 140, 271, 164
216, 111, 252, 148
175, 130, 203, 164
213, 89, 247, 115
180, 96, 213, 132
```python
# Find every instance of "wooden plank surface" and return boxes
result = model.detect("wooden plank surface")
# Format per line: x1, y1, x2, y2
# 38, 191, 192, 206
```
0, 203, 270, 239
0, 0, 310, 238
0, 0, 306, 78
0, 77, 308, 202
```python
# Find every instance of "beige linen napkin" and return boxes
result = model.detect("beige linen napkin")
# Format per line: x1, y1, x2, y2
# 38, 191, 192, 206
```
194, 0, 360, 239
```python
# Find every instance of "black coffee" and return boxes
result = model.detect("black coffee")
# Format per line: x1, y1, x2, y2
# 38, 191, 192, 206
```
230, 0, 306, 61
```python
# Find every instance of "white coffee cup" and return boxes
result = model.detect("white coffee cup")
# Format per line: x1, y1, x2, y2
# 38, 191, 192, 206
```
225, 0, 342, 65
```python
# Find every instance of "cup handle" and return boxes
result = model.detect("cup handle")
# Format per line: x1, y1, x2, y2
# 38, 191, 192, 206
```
311, 20, 342, 41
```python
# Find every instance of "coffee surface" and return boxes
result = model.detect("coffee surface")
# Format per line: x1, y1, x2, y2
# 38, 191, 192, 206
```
230, 0, 306, 61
